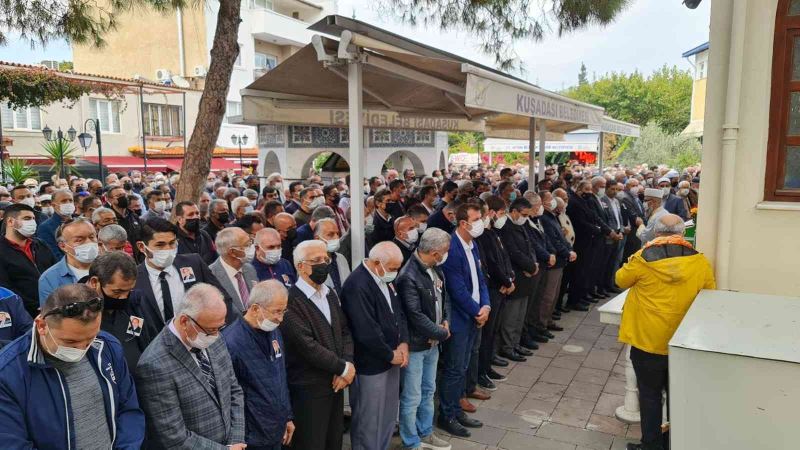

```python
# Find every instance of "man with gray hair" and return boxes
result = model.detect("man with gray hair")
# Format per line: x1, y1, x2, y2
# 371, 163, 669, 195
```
396, 228, 452, 450
223, 280, 295, 449
341, 241, 409, 450
210, 227, 258, 316
292, 204, 335, 247
639, 188, 669, 244
137, 283, 246, 450
314, 217, 350, 296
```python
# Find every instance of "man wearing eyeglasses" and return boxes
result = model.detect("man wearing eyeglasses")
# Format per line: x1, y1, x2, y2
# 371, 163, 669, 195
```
223, 280, 295, 450
0, 283, 145, 449
210, 227, 259, 316
136, 283, 246, 450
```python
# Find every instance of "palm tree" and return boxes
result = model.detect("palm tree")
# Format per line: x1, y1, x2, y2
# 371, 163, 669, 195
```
41, 138, 81, 178
3, 158, 37, 185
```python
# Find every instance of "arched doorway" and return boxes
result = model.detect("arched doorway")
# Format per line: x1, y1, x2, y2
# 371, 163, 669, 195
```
263, 151, 281, 175
383, 150, 426, 176
300, 151, 349, 183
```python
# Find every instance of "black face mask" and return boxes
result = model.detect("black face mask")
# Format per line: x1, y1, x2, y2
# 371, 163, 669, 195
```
581, 192, 593, 200
133, 182, 145, 191
116, 196, 129, 209
123, 182, 133, 191
75, 186, 86, 193
216, 212, 230, 224
285, 228, 297, 242
101, 288, 129, 310
185, 218, 201, 233
132, 209, 142, 217
308, 262, 329, 285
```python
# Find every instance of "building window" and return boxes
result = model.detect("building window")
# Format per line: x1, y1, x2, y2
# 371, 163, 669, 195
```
255, 52, 278, 71
765, 0, 800, 200
373, 129, 391, 143
89, 99, 121, 133
697, 61, 706, 79
414, 130, 433, 144
0, 105, 41, 130
251, 0, 274, 9
143, 104, 183, 137
292, 126, 312, 144
224, 101, 242, 123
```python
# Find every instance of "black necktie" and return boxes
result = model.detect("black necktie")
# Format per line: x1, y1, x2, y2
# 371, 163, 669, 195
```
159, 271, 174, 322
191, 348, 219, 400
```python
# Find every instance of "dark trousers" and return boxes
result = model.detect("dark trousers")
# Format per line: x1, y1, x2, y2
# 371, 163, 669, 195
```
589, 238, 612, 293
478, 288, 506, 376
557, 261, 573, 310
630, 346, 669, 449
466, 326, 482, 395
289, 383, 344, 450
439, 325, 478, 420
568, 237, 596, 305
521, 271, 545, 339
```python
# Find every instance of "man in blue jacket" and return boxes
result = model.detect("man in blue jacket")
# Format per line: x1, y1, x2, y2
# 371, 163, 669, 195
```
223, 280, 294, 450
438, 203, 490, 438
0, 287, 33, 349
35, 189, 76, 259
0, 283, 144, 449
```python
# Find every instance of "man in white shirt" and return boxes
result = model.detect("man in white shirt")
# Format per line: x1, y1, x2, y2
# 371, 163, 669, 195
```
209, 227, 258, 314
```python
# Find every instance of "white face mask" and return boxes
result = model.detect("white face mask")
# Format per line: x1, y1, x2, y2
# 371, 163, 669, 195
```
662, 187, 671, 197
165, 201, 173, 212
187, 320, 219, 349
549, 199, 557, 210
468, 219, 485, 238
47, 327, 92, 363
405, 228, 419, 244
324, 238, 341, 253
511, 215, 528, 226
16, 219, 37, 237
436, 252, 449, 266
630, 186, 641, 195
418, 223, 427, 233
365, 215, 375, 234
58, 203, 75, 217
378, 261, 398, 283
19, 197, 35, 208
597, 188, 606, 197
41, 206, 54, 216
679, 189, 690, 197
308, 197, 324, 210
154, 201, 166, 213
257, 308, 280, 332
244, 205, 254, 214
259, 248, 283, 265
67, 242, 99, 264
146, 245, 177, 268
494, 215, 508, 229
235, 244, 255, 263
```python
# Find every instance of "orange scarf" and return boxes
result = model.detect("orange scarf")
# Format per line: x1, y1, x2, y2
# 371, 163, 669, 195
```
643, 235, 694, 250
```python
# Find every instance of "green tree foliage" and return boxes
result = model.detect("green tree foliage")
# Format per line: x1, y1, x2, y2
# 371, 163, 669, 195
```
58, 61, 74, 71
380, 0, 632, 70
615, 122, 701, 169
578, 62, 588, 86
0, 67, 104, 110
41, 139, 81, 177
3, 159, 37, 185
448, 132, 485, 154
564, 65, 693, 134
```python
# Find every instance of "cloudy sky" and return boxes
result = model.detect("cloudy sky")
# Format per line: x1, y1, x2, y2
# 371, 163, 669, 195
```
1, 0, 710, 91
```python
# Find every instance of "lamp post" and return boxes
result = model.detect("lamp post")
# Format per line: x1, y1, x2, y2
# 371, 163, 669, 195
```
42, 125, 77, 180
231, 134, 248, 174
78, 119, 103, 182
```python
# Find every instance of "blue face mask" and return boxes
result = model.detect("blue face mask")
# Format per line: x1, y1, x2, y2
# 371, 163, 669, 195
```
509, 192, 517, 202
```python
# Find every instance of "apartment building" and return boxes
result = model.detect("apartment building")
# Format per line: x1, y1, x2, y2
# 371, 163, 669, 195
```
682, 41, 709, 138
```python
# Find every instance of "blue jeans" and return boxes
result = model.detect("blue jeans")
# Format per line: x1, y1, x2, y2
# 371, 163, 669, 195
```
439, 326, 478, 421
400, 346, 439, 448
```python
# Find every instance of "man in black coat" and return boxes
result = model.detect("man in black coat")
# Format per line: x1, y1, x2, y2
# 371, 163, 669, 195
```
107, 186, 144, 262
392, 215, 418, 267
341, 241, 409, 450
427, 201, 458, 234
175, 201, 218, 265
370, 189, 396, 247
396, 227, 452, 450
566, 181, 604, 311
537, 191, 576, 334
618, 179, 646, 261
474, 196, 516, 389
521, 193, 556, 346
0, 204, 56, 316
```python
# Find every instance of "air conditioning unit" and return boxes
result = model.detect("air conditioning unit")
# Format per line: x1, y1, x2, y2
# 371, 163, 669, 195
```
155, 68, 172, 82
193, 65, 207, 77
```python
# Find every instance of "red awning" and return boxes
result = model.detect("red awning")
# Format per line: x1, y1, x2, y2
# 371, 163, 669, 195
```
212, 159, 243, 170
83, 156, 172, 170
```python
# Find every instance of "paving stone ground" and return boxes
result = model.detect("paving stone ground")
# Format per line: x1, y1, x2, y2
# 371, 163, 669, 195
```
344, 296, 641, 450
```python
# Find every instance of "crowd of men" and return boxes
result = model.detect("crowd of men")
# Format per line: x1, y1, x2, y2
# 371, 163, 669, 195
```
0, 162, 702, 450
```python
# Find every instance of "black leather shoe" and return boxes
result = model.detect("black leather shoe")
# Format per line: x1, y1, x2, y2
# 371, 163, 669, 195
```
532, 334, 549, 343
586, 296, 600, 304
539, 330, 555, 339
487, 369, 507, 381
456, 413, 483, 428
519, 337, 539, 350
438, 417, 470, 438
498, 350, 526, 362
491, 356, 509, 367
547, 324, 564, 332
569, 303, 589, 312
552, 312, 561, 320
596, 290, 610, 298
515, 345, 533, 356
558, 305, 571, 313
478, 375, 497, 391
608, 287, 623, 294
625, 444, 643, 450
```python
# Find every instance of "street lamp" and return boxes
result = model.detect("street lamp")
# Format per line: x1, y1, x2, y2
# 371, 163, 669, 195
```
42, 125, 77, 180
231, 134, 248, 174
78, 119, 104, 183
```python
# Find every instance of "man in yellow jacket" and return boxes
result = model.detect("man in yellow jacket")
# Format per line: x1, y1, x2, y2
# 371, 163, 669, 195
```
615, 213, 715, 450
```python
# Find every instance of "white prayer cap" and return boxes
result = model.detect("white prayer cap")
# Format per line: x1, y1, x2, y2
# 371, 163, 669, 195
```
644, 188, 663, 199
657, 177, 671, 185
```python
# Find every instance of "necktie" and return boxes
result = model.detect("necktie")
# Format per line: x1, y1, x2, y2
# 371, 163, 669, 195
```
328, 254, 342, 296
159, 271, 174, 322
191, 348, 219, 400
234, 272, 250, 307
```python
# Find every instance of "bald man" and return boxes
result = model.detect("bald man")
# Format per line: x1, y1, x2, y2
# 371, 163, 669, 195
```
392, 215, 419, 266
272, 212, 298, 262
341, 242, 409, 450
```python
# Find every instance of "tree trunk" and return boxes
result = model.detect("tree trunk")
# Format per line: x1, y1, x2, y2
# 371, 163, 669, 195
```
174, 0, 241, 204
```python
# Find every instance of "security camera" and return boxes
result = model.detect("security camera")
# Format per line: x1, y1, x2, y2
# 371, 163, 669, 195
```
684, 0, 702, 8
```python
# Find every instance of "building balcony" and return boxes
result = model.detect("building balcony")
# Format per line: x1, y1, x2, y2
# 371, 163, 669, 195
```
250, 8, 315, 47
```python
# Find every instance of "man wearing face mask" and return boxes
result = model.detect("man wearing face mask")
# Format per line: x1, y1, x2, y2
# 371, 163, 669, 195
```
11, 185, 48, 224
142, 190, 171, 222
427, 200, 459, 235
537, 191, 575, 334
253, 228, 296, 287
392, 215, 419, 266
86, 252, 156, 370
0, 283, 145, 450
323, 184, 349, 235
370, 188, 396, 246
293, 187, 324, 227
438, 203, 491, 437
292, 205, 335, 247
210, 227, 258, 317
281, 240, 354, 450
657, 177, 689, 220
619, 179, 646, 260
386, 179, 408, 219
36, 189, 77, 259
134, 218, 234, 332
175, 201, 218, 265
314, 218, 350, 298
676, 180, 693, 219
273, 212, 298, 262
341, 242, 409, 450
203, 199, 230, 242
639, 189, 669, 244
106, 186, 144, 262
0, 204, 56, 316
39, 219, 99, 304
136, 283, 246, 450
223, 280, 295, 450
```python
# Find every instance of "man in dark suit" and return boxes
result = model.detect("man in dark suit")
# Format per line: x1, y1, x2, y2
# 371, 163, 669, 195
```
618, 179, 646, 261
134, 217, 235, 332
427, 201, 458, 234
438, 203, 490, 438
209, 227, 259, 316
370, 189, 395, 246
385, 179, 407, 219
280, 240, 354, 450
600, 182, 630, 293
392, 215, 418, 266
136, 283, 246, 450
175, 201, 218, 265
565, 181, 603, 311
341, 242, 409, 450
586, 177, 620, 298
658, 178, 690, 220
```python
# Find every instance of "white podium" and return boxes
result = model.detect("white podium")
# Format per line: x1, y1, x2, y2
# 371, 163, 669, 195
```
669, 290, 800, 450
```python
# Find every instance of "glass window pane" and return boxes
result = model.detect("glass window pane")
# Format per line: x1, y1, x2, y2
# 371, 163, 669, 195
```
112, 101, 121, 132
785, 146, 800, 188
1, 104, 13, 129
89, 99, 99, 122
789, 92, 800, 135
15, 108, 27, 129
29, 107, 41, 129
790, 0, 800, 15
98, 101, 110, 132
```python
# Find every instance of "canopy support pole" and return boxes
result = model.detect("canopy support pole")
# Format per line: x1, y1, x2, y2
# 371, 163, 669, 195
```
538, 120, 547, 181
528, 117, 536, 192
598, 131, 604, 171
348, 59, 365, 268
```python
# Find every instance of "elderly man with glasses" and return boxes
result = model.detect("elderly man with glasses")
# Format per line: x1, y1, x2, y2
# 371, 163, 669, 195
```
0, 283, 145, 449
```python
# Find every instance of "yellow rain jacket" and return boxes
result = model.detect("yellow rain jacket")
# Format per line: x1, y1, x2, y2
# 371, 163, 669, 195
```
616, 237, 716, 355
